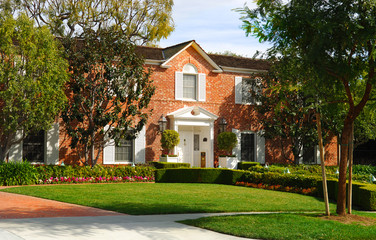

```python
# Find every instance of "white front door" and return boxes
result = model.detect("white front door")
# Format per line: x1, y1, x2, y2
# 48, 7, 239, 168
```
178, 129, 193, 166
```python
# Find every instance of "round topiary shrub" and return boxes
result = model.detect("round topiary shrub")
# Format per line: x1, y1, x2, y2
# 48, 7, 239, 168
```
161, 130, 180, 154
217, 131, 238, 156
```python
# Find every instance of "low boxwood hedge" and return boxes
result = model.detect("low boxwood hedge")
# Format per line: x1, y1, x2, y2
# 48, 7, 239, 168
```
237, 162, 260, 170
155, 168, 247, 185
317, 179, 376, 211
150, 162, 190, 169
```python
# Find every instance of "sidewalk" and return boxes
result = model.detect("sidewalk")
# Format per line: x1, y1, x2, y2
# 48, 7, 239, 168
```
0, 190, 255, 240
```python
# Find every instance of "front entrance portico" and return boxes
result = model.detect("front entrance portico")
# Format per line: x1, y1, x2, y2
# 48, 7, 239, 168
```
167, 106, 218, 167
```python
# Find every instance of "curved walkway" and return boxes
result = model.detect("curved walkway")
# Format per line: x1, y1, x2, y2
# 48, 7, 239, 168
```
0, 190, 254, 240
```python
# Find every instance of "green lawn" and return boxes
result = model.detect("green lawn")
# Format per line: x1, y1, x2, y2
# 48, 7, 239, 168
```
1, 183, 336, 215
181, 213, 376, 240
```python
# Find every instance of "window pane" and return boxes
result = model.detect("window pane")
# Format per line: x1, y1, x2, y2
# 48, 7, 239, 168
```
303, 146, 315, 164
115, 139, 133, 162
241, 133, 255, 162
183, 74, 196, 99
194, 134, 200, 151
242, 78, 254, 104
23, 130, 44, 163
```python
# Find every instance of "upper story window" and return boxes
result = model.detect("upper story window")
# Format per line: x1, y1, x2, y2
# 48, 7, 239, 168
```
235, 76, 262, 105
183, 74, 197, 99
175, 64, 206, 101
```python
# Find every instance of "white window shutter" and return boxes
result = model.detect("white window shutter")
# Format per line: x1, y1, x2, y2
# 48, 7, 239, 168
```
134, 126, 146, 164
299, 145, 304, 164
235, 77, 242, 104
175, 72, 184, 100
232, 129, 241, 161
198, 73, 206, 101
256, 131, 265, 164
103, 126, 115, 164
255, 78, 263, 105
46, 122, 59, 165
8, 130, 23, 162
316, 145, 322, 164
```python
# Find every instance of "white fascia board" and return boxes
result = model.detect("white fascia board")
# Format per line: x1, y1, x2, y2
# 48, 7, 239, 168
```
221, 66, 268, 74
144, 59, 165, 66
161, 42, 223, 73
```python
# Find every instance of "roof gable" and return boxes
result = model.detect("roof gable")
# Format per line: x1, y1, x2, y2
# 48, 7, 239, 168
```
136, 41, 270, 73
160, 41, 223, 73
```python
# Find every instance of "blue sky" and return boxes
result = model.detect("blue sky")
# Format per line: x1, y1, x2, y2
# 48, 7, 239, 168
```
159, 0, 271, 57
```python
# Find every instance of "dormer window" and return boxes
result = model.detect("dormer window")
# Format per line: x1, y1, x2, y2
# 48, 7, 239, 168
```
175, 64, 206, 101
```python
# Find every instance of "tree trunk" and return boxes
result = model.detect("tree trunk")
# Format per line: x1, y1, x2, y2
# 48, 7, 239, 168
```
316, 112, 330, 216
336, 118, 353, 215
347, 122, 354, 214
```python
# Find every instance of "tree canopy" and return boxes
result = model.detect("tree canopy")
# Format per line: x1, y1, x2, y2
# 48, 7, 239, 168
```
61, 29, 155, 166
0, 12, 69, 161
15, 0, 174, 44
238, 0, 376, 215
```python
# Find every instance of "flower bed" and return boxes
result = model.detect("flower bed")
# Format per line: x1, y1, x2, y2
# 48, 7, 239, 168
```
235, 181, 317, 196
39, 176, 154, 184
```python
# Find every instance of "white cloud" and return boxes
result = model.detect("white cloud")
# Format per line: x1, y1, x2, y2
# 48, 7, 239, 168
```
159, 0, 271, 57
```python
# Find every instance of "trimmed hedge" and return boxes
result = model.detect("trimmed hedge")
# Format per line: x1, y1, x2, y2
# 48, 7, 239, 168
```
0, 162, 155, 186
151, 162, 190, 169
242, 171, 320, 189
317, 179, 376, 211
155, 168, 247, 185
0, 161, 38, 186
237, 162, 260, 170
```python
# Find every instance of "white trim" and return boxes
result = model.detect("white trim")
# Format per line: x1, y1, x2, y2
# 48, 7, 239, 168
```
221, 66, 268, 74
161, 41, 223, 72
144, 59, 165, 65
46, 122, 60, 165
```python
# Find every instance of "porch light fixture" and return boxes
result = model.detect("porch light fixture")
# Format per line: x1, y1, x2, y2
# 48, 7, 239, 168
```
158, 115, 167, 133
218, 117, 227, 133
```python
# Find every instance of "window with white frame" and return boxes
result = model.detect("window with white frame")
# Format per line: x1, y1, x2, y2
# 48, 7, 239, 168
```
23, 130, 45, 163
175, 64, 206, 101
115, 139, 134, 163
240, 132, 256, 162
183, 74, 197, 99
235, 77, 262, 105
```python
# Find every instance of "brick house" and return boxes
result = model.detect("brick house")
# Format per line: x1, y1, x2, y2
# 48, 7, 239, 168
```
8, 40, 338, 167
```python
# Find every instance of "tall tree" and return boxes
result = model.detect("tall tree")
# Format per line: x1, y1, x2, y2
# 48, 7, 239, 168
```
61, 30, 155, 166
17, 0, 174, 44
238, 0, 376, 215
253, 56, 340, 164
0, 12, 69, 162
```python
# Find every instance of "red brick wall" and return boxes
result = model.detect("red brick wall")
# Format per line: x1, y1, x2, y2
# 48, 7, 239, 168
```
58, 45, 338, 166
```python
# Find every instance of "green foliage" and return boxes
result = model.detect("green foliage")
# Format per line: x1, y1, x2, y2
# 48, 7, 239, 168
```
151, 162, 190, 169
237, 162, 260, 170
236, 0, 376, 214
16, 0, 174, 44
317, 180, 376, 211
217, 132, 238, 155
0, 161, 38, 186
243, 171, 320, 189
0, 163, 154, 186
0, 12, 68, 161
155, 168, 247, 185
161, 130, 180, 151
61, 29, 155, 166
352, 165, 376, 176
35, 165, 154, 180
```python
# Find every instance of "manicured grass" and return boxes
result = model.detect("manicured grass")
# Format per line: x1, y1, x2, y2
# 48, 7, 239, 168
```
180, 213, 376, 240
1, 183, 336, 215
